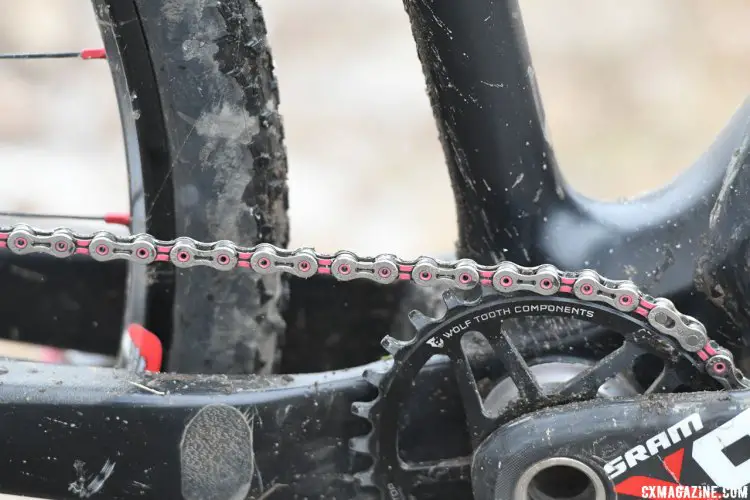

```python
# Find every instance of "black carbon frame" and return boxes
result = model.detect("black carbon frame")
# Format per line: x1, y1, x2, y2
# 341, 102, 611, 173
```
0, 359, 746, 499
0, 359, 373, 499
0, 0, 748, 498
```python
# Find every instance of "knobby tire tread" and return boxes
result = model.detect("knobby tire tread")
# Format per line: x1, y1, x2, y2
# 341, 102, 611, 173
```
125, 0, 289, 374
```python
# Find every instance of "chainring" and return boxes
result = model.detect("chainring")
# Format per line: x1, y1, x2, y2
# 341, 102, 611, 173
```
350, 289, 718, 499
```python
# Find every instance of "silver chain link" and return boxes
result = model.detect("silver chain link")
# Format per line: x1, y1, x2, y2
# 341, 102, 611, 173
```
4, 222, 748, 389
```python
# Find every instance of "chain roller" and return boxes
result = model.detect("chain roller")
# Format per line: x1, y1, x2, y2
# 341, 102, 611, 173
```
2, 223, 748, 389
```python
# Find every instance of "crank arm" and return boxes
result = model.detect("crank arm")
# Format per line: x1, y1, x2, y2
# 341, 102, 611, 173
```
473, 390, 750, 500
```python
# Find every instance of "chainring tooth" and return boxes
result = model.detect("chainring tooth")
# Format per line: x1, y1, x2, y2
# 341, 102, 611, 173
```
352, 401, 372, 417
380, 336, 412, 356
362, 368, 385, 387
407, 310, 436, 330
349, 435, 371, 454
354, 470, 375, 487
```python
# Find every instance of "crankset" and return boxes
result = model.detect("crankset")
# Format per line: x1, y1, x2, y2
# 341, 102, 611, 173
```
350, 289, 730, 499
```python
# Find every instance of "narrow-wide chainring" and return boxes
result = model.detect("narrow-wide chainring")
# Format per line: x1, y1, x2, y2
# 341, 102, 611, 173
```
350, 289, 718, 499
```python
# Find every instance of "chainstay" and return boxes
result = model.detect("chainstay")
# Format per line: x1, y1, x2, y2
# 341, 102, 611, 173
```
3, 223, 749, 390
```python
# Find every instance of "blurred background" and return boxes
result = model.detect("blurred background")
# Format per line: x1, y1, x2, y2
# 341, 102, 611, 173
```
1, 0, 749, 259
0, 1, 748, 497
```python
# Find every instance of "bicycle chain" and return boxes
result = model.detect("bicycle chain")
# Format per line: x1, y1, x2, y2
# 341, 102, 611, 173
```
3, 222, 748, 390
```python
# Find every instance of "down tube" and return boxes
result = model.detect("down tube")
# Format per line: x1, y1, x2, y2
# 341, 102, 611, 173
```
0, 362, 373, 499
401, 0, 565, 264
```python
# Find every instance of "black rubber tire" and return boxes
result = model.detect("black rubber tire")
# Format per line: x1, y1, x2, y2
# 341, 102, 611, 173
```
97, 0, 289, 374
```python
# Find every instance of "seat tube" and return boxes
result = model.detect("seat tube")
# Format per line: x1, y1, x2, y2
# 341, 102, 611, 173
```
401, 0, 565, 264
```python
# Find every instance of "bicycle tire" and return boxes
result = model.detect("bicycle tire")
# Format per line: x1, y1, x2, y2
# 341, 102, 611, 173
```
97, 0, 289, 374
